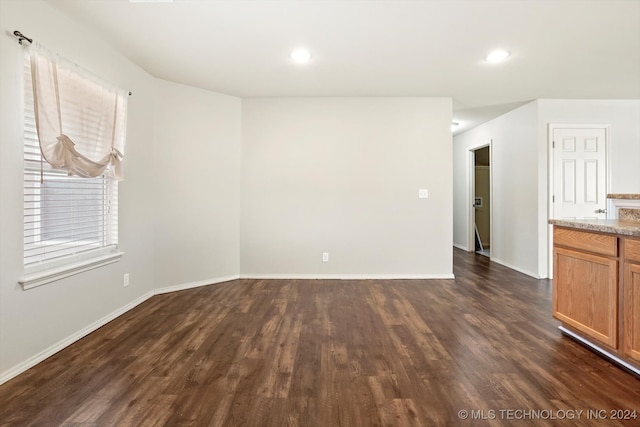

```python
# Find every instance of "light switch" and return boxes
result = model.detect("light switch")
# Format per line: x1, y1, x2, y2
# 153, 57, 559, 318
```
418, 189, 429, 199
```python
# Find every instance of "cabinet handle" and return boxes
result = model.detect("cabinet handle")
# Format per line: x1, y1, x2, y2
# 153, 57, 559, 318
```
595, 209, 607, 214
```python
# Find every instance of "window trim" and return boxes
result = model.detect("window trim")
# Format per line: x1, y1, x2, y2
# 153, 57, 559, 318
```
19, 250, 124, 290
20, 46, 126, 290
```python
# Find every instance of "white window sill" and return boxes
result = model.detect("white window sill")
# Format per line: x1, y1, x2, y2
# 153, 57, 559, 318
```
19, 251, 124, 290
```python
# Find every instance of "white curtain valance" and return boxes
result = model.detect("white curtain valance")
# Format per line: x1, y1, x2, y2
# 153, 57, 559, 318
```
29, 43, 128, 180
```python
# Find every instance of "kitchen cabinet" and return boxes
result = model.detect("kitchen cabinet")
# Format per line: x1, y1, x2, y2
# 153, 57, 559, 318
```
550, 205, 640, 374
623, 238, 640, 362
553, 228, 618, 348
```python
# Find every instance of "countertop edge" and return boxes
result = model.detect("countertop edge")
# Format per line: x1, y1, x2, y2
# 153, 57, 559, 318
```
607, 193, 640, 200
549, 219, 640, 237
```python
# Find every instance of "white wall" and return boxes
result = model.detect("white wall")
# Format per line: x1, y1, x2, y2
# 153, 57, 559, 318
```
154, 80, 241, 287
453, 101, 541, 277
241, 98, 453, 277
538, 99, 640, 194
0, 0, 243, 382
0, 0, 157, 377
3, 1, 635, 387
537, 99, 640, 279
453, 99, 640, 279
1, 1, 451, 383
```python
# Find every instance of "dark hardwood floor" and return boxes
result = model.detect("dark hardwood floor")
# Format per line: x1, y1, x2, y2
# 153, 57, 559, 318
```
1, 249, 639, 426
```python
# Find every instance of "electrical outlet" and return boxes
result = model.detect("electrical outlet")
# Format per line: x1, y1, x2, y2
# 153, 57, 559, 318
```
418, 189, 429, 199
322, 252, 329, 263
123, 273, 130, 287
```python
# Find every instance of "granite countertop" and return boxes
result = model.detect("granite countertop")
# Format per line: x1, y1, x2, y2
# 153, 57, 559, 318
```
607, 194, 640, 200
549, 219, 640, 237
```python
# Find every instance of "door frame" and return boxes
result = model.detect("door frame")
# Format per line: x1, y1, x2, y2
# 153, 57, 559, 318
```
468, 143, 492, 254
547, 123, 611, 279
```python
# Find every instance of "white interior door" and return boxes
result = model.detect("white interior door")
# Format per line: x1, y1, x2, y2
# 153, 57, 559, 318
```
552, 127, 608, 220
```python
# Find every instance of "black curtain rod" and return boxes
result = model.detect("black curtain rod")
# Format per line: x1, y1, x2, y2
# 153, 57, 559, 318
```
13, 30, 32, 45
13, 30, 132, 96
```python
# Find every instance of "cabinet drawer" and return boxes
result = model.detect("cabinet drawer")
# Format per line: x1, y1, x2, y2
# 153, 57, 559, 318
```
554, 227, 618, 257
625, 238, 640, 263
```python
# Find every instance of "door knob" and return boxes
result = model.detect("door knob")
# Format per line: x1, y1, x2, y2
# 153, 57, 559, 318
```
595, 208, 607, 214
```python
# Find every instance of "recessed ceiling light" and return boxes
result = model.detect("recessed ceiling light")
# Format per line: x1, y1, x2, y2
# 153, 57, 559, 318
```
451, 122, 460, 132
290, 48, 312, 64
485, 49, 510, 63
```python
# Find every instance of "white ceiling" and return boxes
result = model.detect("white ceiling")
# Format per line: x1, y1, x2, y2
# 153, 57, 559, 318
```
46, 0, 640, 134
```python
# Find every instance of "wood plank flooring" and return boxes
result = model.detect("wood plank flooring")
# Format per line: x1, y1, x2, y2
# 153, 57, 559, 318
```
1, 249, 639, 426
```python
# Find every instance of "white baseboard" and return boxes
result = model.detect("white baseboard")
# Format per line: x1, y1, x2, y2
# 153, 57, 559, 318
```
0, 274, 240, 386
490, 257, 541, 279
240, 273, 455, 280
0, 269, 459, 385
453, 243, 469, 251
0, 290, 154, 386
154, 274, 240, 295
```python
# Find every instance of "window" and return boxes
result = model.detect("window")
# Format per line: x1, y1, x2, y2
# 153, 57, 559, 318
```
20, 46, 126, 289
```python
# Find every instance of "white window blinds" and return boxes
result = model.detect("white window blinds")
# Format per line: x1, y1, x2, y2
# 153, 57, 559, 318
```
23, 47, 125, 269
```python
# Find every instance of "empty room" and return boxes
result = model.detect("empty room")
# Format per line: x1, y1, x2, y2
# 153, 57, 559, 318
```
1, 0, 639, 425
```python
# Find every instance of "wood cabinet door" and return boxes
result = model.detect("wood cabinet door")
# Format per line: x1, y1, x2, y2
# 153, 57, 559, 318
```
623, 262, 640, 362
553, 247, 618, 348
